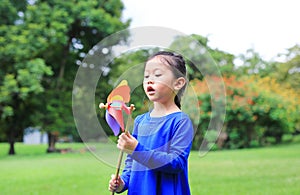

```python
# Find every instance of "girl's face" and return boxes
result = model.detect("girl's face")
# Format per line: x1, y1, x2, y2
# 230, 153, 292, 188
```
143, 57, 177, 104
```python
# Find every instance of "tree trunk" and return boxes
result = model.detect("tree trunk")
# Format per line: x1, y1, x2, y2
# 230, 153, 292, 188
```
56, 37, 71, 89
8, 126, 16, 155
47, 131, 59, 153
8, 140, 15, 155
275, 134, 282, 144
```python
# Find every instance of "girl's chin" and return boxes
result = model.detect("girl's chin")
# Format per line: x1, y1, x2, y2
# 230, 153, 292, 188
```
146, 95, 157, 101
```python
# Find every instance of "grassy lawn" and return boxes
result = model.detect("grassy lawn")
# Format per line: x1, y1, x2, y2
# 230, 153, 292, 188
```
0, 142, 299, 195
189, 144, 300, 195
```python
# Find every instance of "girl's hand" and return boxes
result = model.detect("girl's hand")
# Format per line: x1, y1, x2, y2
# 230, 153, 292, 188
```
117, 132, 138, 154
108, 174, 124, 193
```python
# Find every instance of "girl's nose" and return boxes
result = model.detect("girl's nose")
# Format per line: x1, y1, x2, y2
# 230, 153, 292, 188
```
147, 80, 154, 84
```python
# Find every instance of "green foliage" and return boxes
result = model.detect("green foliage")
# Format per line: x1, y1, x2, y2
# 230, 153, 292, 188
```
235, 48, 270, 76
271, 44, 300, 92
169, 34, 235, 79
191, 75, 300, 149
0, 0, 18, 25
0, 0, 130, 154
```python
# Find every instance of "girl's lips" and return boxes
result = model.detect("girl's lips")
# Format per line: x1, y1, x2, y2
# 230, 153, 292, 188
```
147, 86, 155, 95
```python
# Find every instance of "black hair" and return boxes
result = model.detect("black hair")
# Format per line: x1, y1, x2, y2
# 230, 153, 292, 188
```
146, 51, 187, 109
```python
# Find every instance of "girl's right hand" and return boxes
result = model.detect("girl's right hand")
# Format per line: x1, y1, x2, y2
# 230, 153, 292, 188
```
108, 174, 124, 193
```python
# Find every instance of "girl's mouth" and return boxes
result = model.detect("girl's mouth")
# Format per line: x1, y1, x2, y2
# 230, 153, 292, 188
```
147, 86, 155, 95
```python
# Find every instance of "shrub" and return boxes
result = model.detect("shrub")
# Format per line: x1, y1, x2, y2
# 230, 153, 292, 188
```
190, 75, 300, 149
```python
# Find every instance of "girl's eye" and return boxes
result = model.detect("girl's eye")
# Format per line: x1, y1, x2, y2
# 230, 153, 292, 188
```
155, 74, 162, 77
144, 75, 149, 79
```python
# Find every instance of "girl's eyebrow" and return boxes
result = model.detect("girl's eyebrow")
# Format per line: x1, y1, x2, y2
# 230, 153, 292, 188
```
144, 68, 163, 72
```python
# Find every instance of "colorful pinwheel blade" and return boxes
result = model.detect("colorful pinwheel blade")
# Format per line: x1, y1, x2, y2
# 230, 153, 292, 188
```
107, 105, 125, 131
122, 102, 131, 115
107, 80, 130, 103
105, 110, 120, 136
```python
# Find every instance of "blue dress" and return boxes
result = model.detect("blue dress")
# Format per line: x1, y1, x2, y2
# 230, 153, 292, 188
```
119, 112, 194, 195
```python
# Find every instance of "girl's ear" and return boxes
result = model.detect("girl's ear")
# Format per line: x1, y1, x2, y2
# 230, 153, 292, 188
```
174, 77, 186, 91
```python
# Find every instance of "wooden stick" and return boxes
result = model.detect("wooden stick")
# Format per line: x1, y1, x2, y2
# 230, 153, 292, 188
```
112, 150, 124, 195
111, 104, 134, 195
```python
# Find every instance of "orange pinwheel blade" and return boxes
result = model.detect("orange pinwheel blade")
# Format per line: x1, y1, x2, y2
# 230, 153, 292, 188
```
107, 80, 130, 103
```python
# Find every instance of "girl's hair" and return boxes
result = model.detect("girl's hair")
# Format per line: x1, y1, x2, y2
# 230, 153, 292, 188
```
146, 51, 187, 109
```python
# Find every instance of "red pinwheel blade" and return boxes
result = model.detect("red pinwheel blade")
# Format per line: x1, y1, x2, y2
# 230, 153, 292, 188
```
107, 106, 125, 131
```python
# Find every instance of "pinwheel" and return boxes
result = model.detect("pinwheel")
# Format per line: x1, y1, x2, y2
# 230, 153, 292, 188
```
99, 80, 133, 136
99, 80, 134, 195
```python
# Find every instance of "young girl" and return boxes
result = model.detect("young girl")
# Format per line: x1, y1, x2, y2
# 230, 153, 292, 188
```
108, 51, 194, 195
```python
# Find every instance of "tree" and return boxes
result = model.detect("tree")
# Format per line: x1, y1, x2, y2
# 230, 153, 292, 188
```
169, 34, 235, 79
234, 48, 275, 77
0, 0, 130, 154
270, 44, 300, 93
191, 75, 300, 149
39, 0, 130, 152
0, 0, 54, 154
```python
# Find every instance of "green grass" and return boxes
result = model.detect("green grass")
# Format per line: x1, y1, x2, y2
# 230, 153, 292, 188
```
189, 144, 300, 195
0, 143, 299, 195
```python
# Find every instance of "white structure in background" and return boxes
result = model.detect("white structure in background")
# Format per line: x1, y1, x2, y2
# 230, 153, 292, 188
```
23, 127, 48, 144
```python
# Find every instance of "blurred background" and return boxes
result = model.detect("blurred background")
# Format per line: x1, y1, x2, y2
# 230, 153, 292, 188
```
0, 0, 299, 194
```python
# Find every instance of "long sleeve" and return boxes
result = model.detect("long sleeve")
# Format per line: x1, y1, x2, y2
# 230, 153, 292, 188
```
118, 154, 132, 193
130, 117, 193, 173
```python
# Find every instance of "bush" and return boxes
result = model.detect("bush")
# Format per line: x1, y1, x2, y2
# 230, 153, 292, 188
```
190, 75, 300, 149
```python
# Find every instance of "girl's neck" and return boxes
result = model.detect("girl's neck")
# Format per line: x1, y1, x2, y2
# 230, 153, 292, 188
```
150, 101, 181, 117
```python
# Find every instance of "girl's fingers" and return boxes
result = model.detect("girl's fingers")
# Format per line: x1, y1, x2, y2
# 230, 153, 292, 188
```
109, 174, 120, 191
111, 174, 119, 183
108, 175, 124, 193
119, 133, 128, 141
119, 132, 134, 143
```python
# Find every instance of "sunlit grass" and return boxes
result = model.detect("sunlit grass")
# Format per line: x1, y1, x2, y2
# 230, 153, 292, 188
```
0, 142, 299, 194
189, 144, 300, 195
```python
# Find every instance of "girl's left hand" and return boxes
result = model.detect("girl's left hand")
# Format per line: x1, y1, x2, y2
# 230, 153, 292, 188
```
117, 132, 138, 154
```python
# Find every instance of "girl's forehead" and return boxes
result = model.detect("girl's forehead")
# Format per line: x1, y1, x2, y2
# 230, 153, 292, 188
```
145, 57, 171, 70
